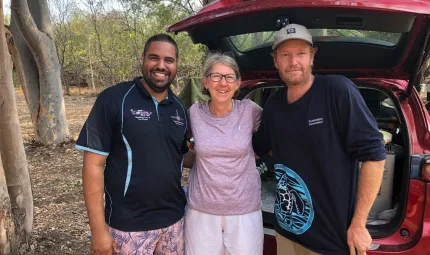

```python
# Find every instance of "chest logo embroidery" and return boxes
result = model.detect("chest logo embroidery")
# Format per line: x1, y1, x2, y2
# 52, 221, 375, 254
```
308, 117, 323, 126
274, 164, 314, 235
130, 109, 152, 121
171, 110, 184, 126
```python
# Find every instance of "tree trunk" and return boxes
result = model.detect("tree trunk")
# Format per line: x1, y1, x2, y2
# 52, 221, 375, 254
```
0, 157, 15, 255
4, 26, 23, 91
11, 0, 71, 145
0, 1, 33, 253
10, 17, 40, 137
88, 36, 96, 91
87, 0, 115, 84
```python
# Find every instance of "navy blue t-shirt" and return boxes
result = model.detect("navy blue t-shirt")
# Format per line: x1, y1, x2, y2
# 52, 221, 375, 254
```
76, 77, 189, 232
253, 75, 386, 254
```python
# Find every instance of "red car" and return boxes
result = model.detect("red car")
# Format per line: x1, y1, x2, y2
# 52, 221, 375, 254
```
168, 0, 430, 254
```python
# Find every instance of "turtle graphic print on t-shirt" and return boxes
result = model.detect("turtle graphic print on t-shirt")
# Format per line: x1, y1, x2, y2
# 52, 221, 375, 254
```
274, 164, 314, 235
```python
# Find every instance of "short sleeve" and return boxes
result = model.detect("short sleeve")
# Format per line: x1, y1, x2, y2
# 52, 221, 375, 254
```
249, 100, 263, 133
75, 90, 115, 156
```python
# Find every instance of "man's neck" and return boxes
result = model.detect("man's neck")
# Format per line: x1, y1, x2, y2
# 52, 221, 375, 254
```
142, 79, 168, 102
287, 75, 315, 104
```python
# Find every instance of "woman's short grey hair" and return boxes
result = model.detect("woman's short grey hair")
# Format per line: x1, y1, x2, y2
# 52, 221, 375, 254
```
202, 52, 241, 80
201, 52, 241, 97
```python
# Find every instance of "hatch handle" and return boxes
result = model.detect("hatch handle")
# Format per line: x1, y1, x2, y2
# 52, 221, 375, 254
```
336, 17, 363, 27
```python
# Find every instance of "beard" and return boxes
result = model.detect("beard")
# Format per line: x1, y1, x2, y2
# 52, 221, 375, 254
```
282, 67, 312, 87
142, 68, 173, 93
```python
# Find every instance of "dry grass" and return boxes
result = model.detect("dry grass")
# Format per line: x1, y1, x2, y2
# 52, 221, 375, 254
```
67, 87, 101, 96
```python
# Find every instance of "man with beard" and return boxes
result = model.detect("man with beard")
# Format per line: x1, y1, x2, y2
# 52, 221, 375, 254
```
252, 24, 386, 255
76, 34, 194, 255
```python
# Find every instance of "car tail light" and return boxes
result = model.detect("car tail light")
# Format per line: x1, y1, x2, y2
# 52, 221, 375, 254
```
421, 157, 430, 181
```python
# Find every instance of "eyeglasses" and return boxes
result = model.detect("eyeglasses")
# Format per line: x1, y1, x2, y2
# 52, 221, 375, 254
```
207, 73, 237, 83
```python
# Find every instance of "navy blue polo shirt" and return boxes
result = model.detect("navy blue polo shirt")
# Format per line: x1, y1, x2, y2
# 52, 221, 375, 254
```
76, 77, 189, 232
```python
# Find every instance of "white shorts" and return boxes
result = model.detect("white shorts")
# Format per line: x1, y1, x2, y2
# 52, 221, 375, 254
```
184, 208, 264, 255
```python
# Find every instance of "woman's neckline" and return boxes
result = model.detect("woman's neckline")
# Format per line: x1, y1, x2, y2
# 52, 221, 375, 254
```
208, 99, 235, 118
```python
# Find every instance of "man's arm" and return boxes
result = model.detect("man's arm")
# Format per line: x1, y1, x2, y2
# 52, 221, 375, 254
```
333, 77, 386, 255
252, 105, 271, 157
182, 150, 195, 169
347, 160, 384, 255
182, 128, 195, 169
82, 151, 118, 255
352, 160, 385, 226
83, 151, 107, 236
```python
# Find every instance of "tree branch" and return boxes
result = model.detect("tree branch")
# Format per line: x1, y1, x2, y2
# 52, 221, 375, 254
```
10, 14, 41, 134
87, 0, 114, 76
11, 0, 43, 57
164, 0, 194, 15
185, 0, 195, 14
28, 0, 53, 38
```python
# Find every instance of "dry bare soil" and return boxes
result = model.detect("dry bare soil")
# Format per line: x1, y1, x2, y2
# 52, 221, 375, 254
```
17, 91, 96, 255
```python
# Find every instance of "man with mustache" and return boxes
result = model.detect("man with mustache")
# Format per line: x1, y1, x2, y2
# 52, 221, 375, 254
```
253, 24, 386, 255
76, 34, 194, 255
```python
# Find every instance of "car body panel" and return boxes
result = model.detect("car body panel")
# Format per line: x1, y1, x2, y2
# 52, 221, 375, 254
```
169, 0, 430, 32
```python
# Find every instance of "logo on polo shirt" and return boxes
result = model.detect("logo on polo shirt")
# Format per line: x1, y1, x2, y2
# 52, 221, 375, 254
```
171, 110, 184, 126
130, 109, 152, 121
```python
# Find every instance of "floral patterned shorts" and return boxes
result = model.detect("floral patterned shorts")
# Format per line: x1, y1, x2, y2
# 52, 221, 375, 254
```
108, 218, 184, 255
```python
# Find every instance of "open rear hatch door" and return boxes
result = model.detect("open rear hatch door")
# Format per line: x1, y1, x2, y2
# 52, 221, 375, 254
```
169, 1, 430, 247
168, 0, 430, 99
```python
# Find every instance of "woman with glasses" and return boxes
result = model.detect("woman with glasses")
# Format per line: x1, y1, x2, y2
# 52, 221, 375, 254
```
184, 52, 264, 255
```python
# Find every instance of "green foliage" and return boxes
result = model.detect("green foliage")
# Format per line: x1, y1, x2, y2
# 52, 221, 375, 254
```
326, 29, 401, 45
54, 0, 207, 92
230, 32, 275, 52
4, 14, 10, 26
229, 29, 401, 52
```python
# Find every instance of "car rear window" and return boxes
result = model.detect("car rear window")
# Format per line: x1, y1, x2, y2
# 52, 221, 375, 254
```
229, 29, 402, 52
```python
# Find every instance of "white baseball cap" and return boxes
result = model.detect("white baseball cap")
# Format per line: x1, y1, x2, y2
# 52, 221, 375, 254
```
272, 23, 313, 51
